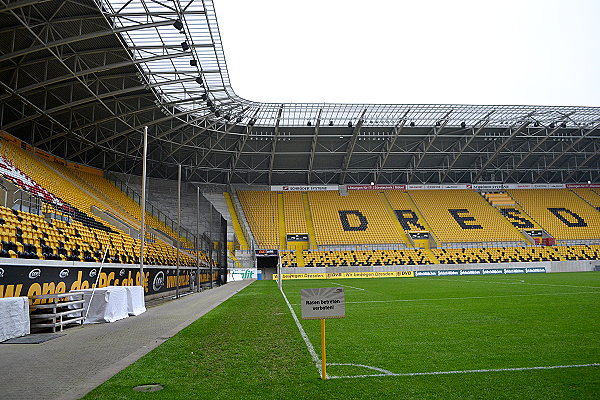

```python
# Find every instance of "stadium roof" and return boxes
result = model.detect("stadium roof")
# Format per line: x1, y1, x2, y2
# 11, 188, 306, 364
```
1, 0, 599, 185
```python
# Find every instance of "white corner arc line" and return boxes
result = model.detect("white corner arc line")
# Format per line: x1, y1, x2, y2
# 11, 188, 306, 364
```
327, 363, 600, 379
280, 287, 323, 377
331, 282, 366, 291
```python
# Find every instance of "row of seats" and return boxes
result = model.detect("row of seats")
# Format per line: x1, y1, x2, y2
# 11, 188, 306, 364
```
237, 191, 279, 248
0, 206, 197, 265
410, 190, 525, 244
279, 245, 600, 267
0, 139, 205, 266
508, 189, 600, 241
238, 188, 600, 249
431, 246, 563, 264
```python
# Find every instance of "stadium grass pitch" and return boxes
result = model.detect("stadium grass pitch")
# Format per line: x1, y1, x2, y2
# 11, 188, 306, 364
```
85, 272, 600, 399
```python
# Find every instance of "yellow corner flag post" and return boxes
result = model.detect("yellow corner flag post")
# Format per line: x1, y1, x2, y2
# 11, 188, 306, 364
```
321, 318, 326, 380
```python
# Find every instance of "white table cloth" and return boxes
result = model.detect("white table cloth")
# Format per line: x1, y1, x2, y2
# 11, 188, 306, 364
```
73, 287, 129, 324
0, 296, 30, 342
124, 286, 146, 316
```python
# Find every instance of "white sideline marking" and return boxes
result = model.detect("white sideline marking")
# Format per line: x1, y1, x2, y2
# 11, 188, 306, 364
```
331, 282, 365, 291
346, 291, 600, 305
328, 363, 395, 375
327, 363, 600, 379
435, 278, 600, 289
279, 287, 323, 377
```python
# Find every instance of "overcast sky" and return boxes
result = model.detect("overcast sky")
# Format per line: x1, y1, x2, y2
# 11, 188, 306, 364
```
214, 0, 600, 107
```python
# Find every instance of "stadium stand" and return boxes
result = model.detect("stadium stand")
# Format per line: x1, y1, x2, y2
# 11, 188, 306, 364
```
308, 191, 408, 246
409, 190, 526, 246
508, 189, 600, 242
283, 191, 308, 236
237, 190, 279, 249
237, 188, 600, 269
0, 139, 199, 266
431, 246, 563, 265
572, 188, 600, 211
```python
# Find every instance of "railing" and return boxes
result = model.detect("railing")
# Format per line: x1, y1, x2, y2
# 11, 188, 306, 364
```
13, 189, 42, 214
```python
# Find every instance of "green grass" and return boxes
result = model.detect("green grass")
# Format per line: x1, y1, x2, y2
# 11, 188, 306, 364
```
85, 272, 600, 399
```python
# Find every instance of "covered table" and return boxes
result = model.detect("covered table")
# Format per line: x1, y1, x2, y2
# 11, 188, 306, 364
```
0, 296, 30, 342
124, 286, 146, 316
73, 286, 129, 324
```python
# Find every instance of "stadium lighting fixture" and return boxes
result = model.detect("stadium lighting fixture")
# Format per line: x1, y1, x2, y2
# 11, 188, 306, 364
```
195, 76, 204, 86
307, 121, 311, 126
248, 118, 256, 126
549, 122, 555, 129
348, 122, 353, 128
534, 121, 540, 127
329, 120, 334, 126
181, 41, 189, 51
173, 19, 184, 31
410, 121, 416, 127
561, 122, 567, 128
461, 121, 466, 129
190, 59, 197, 66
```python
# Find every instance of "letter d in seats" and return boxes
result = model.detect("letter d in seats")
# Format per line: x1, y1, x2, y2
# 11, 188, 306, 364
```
338, 210, 368, 231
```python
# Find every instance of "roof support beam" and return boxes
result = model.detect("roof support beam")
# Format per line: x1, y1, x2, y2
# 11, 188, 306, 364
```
268, 105, 284, 185
307, 109, 322, 184
0, 20, 178, 63
373, 110, 409, 183
472, 116, 533, 182
532, 121, 600, 182
227, 108, 261, 183
439, 111, 495, 182
0, 53, 190, 101
0, 0, 51, 12
339, 109, 367, 184
407, 110, 452, 183
504, 113, 575, 181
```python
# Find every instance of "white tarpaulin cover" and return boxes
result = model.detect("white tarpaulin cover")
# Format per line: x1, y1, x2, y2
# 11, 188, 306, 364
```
0, 296, 30, 342
74, 287, 129, 324
124, 286, 146, 316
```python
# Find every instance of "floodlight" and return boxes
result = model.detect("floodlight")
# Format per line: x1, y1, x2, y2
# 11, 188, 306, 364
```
181, 41, 189, 51
534, 121, 540, 127
329, 120, 334, 126
410, 121, 415, 127
249, 118, 256, 126
461, 121, 466, 129
307, 121, 311, 126
190, 59, 197, 66
348, 122, 353, 128
173, 20, 183, 31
